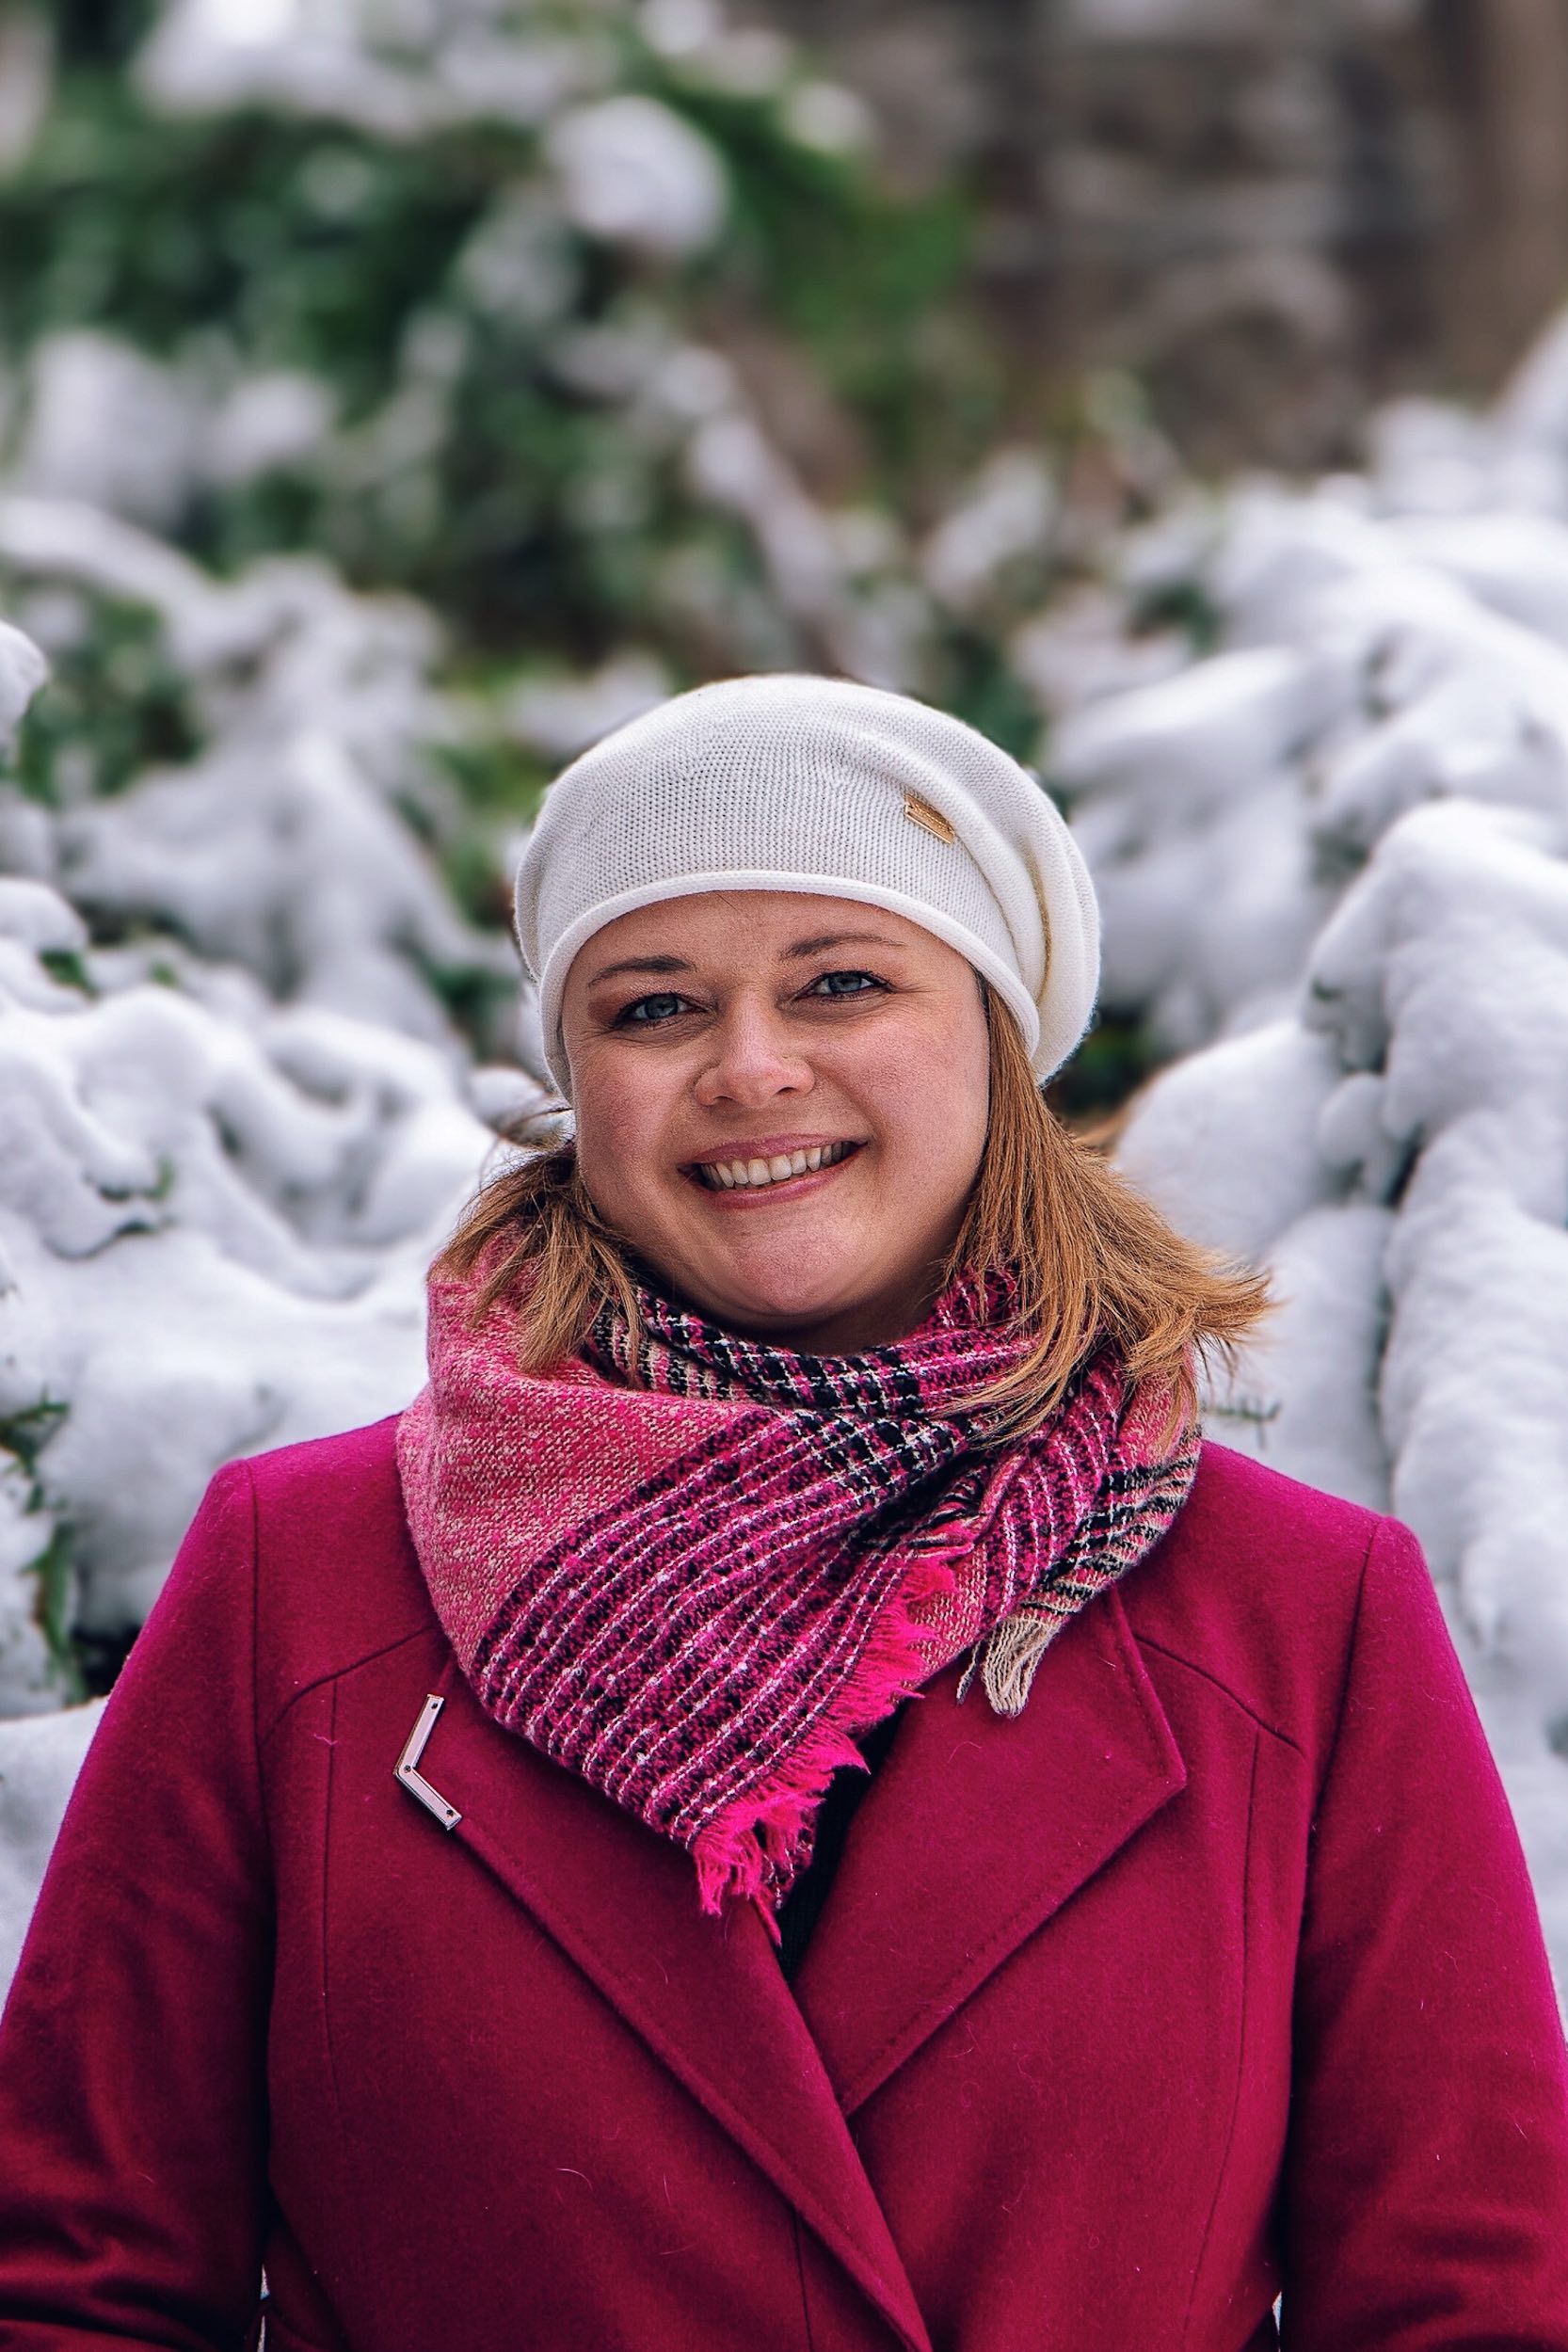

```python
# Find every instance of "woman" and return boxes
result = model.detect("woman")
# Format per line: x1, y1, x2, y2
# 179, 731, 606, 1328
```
0, 673, 1563, 2351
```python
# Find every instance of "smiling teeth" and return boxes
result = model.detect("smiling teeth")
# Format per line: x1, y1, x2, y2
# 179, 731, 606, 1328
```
696, 1142, 854, 1191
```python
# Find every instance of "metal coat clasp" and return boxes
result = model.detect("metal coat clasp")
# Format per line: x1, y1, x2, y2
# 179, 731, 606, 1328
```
394, 1693, 462, 1830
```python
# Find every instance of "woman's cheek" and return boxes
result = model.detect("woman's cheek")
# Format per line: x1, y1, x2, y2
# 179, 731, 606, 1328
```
575, 1066, 667, 1222
854, 1036, 986, 1181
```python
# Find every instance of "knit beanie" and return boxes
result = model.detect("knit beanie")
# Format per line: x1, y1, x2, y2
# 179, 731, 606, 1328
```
515, 673, 1100, 1097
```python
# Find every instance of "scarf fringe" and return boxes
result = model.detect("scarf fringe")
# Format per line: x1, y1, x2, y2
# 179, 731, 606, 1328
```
976, 1608, 1062, 1717
691, 1549, 961, 1929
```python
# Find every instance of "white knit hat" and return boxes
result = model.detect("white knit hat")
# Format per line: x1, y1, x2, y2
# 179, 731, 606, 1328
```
515, 673, 1100, 1096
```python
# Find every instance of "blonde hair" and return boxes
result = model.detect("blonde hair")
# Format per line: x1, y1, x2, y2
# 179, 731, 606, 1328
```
438, 987, 1267, 1434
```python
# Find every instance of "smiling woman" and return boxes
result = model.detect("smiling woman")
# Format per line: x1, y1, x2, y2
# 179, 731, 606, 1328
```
1, 677, 1566, 2352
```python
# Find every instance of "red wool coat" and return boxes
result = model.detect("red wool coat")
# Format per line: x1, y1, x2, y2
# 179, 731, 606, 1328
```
0, 1420, 1565, 2350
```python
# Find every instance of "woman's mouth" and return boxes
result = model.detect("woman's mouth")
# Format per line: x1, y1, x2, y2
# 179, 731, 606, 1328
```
688, 1140, 861, 1192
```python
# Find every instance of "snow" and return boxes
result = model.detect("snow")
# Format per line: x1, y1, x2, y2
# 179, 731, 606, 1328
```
0, 1704, 103, 1988
136, 0, 601, 138
205, 373, 336, 488
547, 97, 728, 258
13, 335, 203, 532
0, 624, 46, 747
507, 654, 671, 762
0, 776, 519, 1666
920, 449, 1057, 613
779, 81, 872, 157
1059, 648, 1345, 1050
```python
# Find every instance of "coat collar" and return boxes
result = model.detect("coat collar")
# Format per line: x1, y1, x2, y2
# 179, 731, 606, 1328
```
408, 1583, 1184, 2348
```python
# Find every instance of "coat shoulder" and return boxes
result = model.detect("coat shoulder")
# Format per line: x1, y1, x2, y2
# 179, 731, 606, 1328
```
1172, 1438, 1382, 1568
232, 1414, 437, 1734
1120, 1439, 1387, 1767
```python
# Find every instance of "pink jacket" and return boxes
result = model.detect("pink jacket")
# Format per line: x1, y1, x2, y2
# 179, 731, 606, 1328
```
0, 1420, 1564, 2350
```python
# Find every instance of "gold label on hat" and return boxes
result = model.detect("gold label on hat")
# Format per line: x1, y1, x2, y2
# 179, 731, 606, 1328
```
903, 793, 956, 843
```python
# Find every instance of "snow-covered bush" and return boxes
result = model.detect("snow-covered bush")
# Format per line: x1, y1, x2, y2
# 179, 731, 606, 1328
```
0, 548, 555, 1700
1032, 322, 1568, 1973
0, 0, 996, 712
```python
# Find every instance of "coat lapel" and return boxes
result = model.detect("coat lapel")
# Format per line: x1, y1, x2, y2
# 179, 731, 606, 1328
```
792, 1586, 1187, 2116
412, 1655, 933, 2352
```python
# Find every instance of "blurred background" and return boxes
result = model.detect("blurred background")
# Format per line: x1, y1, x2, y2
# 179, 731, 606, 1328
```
3, 0, 1568, 1984
777, 0, 1568, 465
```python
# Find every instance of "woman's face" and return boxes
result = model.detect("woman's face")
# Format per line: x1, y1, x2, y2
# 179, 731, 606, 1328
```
560, 890, 991, 1352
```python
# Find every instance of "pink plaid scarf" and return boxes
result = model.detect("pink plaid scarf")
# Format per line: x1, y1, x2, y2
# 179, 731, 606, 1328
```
397, 1264, 1199, 1923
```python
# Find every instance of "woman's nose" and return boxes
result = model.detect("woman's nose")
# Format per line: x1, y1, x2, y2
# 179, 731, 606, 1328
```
693, 1005, 814, 1108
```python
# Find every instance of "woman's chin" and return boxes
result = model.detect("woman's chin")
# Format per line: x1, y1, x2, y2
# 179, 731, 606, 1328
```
641, 1207, 939, 1348
685, 1263, 923, 1352
662, 1251, 870, 1344
700, 1282, 857, 1343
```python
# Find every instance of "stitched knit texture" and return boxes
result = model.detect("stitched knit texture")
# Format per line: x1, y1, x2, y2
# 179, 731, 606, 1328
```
397, 1265, 1198, 1922
513, 674, 1101, 1095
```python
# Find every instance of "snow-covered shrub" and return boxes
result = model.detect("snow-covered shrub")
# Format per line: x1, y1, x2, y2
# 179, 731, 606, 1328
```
1038, 321, 1568, 1974
0, 571, 552, 1687
0, 0, 993, 711
1033, 312, 1568, 1058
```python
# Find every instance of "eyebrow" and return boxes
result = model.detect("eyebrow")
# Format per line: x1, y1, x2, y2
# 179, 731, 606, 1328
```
586, 953, 692, 984
585, 930, 906, 987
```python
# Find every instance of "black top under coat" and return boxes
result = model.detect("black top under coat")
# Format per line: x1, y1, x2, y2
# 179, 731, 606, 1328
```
776, 1705, 905, 1981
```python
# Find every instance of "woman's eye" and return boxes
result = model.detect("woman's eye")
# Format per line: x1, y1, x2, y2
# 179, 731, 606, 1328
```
808, 969, 885, 1000
616, 992, 690, 1026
